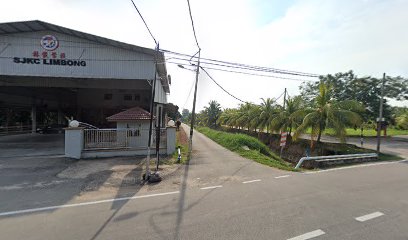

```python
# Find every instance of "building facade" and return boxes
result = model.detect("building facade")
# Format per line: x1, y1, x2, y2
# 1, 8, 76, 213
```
0, 20, 170, 131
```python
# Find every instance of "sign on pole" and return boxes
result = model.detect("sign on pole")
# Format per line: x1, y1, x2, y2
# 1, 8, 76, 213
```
280, 132, 287, 147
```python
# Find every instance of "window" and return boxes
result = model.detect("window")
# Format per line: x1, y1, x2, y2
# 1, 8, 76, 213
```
104, 94, 112, 100
124, 94, 132, 101
134, 94, 141, 101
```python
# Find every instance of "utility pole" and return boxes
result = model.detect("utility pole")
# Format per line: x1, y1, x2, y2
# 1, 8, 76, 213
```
376, 73, 385, 154
187, 50, 201, 161
145, 43, 159, 181
280, 88, 287, 157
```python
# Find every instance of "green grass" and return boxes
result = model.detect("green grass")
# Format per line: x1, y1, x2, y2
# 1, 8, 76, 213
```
197, 127, 295, 171
305, 128, 408, 137
378, 153, 404, 161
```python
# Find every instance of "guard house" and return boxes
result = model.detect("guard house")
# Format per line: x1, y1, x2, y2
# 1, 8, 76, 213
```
106, 107, 154, 149
0, 20, 170, 133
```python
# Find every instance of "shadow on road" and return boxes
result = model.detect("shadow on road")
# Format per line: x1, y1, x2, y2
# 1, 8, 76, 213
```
172, 128, 254, 239
89, 166, 144, 240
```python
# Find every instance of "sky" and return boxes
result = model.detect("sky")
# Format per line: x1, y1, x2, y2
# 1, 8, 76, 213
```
1, 0, 408, 110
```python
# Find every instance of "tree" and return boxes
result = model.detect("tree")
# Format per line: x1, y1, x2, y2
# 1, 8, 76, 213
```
164, 103, 181, 121
181, 109, 190, 122
300, 71, 408, 121
218, 108, 239, 128
270, 95, 304, 139
236, 102, 259, 131
294, 83, 364, 145
395, 108, 408, 130
203, 100, 222, 128
258, 98, 277, 133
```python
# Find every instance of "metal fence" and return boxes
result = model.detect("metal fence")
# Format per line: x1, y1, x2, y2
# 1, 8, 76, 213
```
83, 128, 167, 150
0, 125, 38, 135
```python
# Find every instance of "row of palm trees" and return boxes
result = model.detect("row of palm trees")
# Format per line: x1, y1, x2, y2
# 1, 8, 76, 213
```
214, 83, 365, 145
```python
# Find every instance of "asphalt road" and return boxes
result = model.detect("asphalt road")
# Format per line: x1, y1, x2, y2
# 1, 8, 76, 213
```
1, 126, 407, 240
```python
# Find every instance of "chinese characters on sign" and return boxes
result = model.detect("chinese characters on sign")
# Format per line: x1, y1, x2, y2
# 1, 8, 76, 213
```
32, 51, 66, 59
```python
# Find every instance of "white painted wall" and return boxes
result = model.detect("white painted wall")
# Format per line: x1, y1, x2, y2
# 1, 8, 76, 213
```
116, 121, 150, 148
0, 31, 155, 80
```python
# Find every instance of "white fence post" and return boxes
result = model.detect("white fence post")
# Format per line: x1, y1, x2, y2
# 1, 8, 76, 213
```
64, 127, 84, 159
166, 126, 176, 155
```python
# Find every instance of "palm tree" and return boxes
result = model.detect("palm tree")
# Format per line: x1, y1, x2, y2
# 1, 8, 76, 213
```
204, 100, 222, 128
293, 83, 364, 145
235, 103, 259, 131
270, 95, 304, 140
258, 98, 277, 133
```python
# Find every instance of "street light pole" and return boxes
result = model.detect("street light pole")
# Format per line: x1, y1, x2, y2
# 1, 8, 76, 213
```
376, 73, 385, 154
188, 50, 201, 161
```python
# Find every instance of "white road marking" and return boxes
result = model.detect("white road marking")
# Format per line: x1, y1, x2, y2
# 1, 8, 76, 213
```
287, 229, 325, 240
242, 179, 261, 184
275, 175, 290, 179
200, 185, 223, 190
0, 191, 180, 217
355, 211, 384, 222
304, 160, 408, 174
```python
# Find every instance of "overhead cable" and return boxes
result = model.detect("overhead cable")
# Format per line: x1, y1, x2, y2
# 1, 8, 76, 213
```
200, 66, 247, 103
170, 62, 315, 82
130, 0, 158, 45
186, 0, 200, 49
161, 49, 320, 77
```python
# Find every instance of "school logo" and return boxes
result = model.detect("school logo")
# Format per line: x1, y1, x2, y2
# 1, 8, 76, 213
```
40, 35, 59, 51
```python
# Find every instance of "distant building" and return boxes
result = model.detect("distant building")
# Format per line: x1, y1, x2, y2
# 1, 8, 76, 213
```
0, 20, 170, 132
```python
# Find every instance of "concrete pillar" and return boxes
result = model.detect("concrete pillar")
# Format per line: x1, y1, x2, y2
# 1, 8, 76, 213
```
166, 126, 176, 155
64, 127, 84, 159
31, 105, 37, 134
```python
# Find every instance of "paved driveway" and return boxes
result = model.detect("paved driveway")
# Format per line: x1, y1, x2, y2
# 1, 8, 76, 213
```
0, 133, 65, 158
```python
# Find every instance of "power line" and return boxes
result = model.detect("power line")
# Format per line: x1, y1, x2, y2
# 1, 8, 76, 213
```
182, 76, 196, 109
272, 91, 285, 103
170, 62, 316, 82
186, 0, 200, 49
161, 49, 320, 77
200, 66, 247, 103
200, 66, 288, 107
130, 0, 158, 45
166, 55, 318, 78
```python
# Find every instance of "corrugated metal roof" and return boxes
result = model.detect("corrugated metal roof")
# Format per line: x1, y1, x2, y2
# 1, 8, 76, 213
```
0, 20, 170, 93
106, 107, 154, 121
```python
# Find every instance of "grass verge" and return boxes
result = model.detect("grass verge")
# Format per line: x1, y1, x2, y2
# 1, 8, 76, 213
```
378, 153, 404, 161
197, 127, 294, 171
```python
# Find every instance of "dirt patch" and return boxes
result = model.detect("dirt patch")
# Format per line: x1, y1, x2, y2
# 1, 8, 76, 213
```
178, 126, 189, 146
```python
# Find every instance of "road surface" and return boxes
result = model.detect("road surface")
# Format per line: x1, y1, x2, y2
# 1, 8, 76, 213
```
0, 126, 407, 240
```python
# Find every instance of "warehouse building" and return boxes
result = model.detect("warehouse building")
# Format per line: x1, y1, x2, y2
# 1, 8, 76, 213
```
0, 20, 170, 133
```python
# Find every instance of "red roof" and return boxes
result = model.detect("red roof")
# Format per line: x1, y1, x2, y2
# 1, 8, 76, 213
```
106, 107, 153, 121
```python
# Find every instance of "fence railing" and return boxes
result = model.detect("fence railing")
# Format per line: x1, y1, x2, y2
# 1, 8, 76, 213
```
0, 125, 39, 135
295, 153, 378, 169
83, 128, 167, 150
